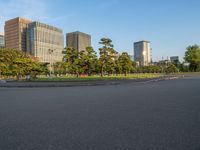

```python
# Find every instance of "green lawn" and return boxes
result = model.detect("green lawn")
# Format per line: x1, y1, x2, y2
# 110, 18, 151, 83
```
177, 72, 200, 75
33, 74, 163, 82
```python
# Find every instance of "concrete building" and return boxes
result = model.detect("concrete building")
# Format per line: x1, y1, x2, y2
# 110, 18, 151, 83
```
27, 21, 64, 65
5, 17, 32, 51
134, 41, 152, 66
66, 31, 91, 52
0, 33, 5, 48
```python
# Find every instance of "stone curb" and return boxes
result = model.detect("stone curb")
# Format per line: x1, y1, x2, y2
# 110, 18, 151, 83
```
0, 76, 181, 88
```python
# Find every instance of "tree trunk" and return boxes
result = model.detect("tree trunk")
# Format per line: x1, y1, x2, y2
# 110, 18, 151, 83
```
101, 66, 104, 77
16, 75, 20, 80
76, 73, 79, 78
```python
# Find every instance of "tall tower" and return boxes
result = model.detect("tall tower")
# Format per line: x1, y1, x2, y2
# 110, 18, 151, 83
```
66, 31, 91, 52
26, 21, 64, 64
134, 41, 152, 66
4, 17, 32, 52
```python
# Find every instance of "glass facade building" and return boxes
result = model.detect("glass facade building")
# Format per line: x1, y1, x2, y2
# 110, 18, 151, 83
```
66, 31, 91, 52
27, 22, 64, 64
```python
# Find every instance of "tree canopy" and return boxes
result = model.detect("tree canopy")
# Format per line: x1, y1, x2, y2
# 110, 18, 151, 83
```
118, 52, 133, 76
185, 45, 200, 72
99, 38, 118, 76
0, 48, 48, 79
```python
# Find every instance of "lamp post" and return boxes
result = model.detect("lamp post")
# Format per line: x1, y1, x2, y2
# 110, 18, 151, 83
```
48, 49, 54, 76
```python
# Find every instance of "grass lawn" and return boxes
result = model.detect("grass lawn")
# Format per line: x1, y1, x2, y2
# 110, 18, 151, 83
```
177, 72, 200, 75
33, 74, 163, 82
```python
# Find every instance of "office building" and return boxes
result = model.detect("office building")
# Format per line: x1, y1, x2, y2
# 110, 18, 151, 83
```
66, 31, 91, 52
134, 41, 152, 66
170, 56, 179, 63
5, 17, 32, 51
27, 21, 64, 65
0, 33, 5, 48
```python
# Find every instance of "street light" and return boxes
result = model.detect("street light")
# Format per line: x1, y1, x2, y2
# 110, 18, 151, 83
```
48, 49, 55, 76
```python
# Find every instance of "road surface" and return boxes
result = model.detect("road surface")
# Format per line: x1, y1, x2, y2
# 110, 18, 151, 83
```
0, 76, 200, 150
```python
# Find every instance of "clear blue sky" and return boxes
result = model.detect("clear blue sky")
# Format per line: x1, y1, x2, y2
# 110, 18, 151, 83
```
0, 0, 200, 61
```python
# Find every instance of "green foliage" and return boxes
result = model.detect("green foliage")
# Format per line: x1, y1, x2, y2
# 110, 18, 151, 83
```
133, 63, 178, 74
63, 47, 78, 64
118, 52, 133, 76
0, 48, 48, 79
185, 45, 200, 72
79, 47, 98, 75
36, 74, 162, 81
114, 59, 122, 74
179, 63, 190, 72
135, 65, 161, 73
99, 38, 118, 76
63, 47, 81, 76
164, 63, 178, 74
53, 62, 67, 76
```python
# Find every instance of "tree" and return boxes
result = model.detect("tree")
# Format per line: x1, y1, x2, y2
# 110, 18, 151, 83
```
13, 57, 33, 80
105, 60, 116, 75
118, 52, 133, 76
164, 63, 178, 74
28, 62, 49, 79
0, 48, 48, 79
79, 47, 98, 76
179, 62, 190, 72
185, 45, 200, 72
63, 47, 78, 65
53, 62, 67, 76
99, 38, 117, 77
0, 62, 7, 77
63, 47, 81, 77
114, 59, 122, 75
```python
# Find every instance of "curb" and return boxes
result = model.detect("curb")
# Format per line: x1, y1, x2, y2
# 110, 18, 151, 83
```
0, 76, 181, 88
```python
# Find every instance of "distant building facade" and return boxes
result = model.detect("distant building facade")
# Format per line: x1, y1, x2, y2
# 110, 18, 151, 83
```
134, 41, 152, 66
170, 56, 179, 63
0, 33, 5, 48
5, 17, 32, 51
66, 31, 91, 52
156, 59, 171, 65
27, 21, 64, 64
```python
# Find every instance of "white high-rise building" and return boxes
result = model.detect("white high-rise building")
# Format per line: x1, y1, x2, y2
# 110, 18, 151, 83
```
134, 41, 152, 66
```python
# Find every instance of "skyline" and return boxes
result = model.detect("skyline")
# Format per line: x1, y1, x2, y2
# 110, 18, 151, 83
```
0, 0, 200, 61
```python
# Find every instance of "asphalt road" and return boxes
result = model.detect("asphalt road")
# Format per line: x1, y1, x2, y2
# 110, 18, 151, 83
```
0, 76, 200, 150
